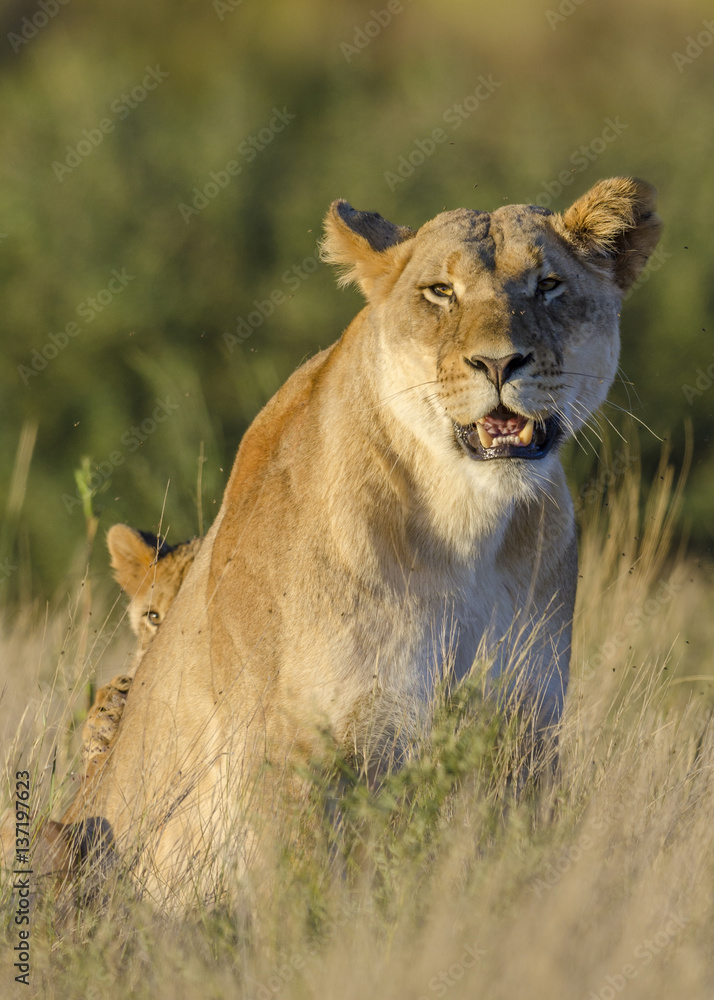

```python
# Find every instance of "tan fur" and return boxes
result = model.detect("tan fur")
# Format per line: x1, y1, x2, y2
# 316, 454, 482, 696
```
57, 179, 662, 903
26, 529, 201, 897
80, 528, 201, 772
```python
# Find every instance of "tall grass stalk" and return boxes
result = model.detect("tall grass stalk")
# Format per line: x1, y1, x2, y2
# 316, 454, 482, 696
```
0, 421, 37, 606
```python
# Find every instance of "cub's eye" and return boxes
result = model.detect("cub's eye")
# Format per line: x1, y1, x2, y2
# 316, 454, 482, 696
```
430, 283, 454, 298
146, 610, 161, 625
537, 276, 562, 293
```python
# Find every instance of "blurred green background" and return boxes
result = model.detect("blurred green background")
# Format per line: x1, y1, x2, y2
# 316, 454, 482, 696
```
1, 0, 712, 605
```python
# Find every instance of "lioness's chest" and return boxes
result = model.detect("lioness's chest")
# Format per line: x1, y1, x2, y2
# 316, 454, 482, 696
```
330, 558, 522, 695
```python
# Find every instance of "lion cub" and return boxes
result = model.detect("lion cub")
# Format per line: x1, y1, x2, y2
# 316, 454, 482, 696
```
106, 524, 201, 663
81, 526, 200, 771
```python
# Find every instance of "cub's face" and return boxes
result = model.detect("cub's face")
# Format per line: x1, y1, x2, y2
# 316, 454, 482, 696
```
107, 525, 201, 654
322, 178, 661, 495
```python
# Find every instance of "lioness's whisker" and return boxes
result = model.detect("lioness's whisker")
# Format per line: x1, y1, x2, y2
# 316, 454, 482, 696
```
616, 364, 643, 409
601, 400, 663, 442
372, 380, 441, 409
569, 402, 606, 448
588, 407, 627, 444
575, 427, 603, 458
560, 370, 635, 386
552, 399, 599, 459
529, 473, 562, 510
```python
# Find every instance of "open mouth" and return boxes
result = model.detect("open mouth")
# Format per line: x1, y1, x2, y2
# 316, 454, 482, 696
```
454, 406, 561, 461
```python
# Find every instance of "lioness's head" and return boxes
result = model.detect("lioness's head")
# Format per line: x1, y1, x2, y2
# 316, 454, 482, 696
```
322, 177, 661, 499
107, 525, 201, 651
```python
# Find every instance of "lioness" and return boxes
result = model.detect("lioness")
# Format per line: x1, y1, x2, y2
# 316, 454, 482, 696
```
56, 178, 662, 900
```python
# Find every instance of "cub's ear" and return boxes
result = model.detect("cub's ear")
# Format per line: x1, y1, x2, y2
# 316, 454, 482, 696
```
106, 524, 162, 595
558, 177, 663, 292
320, 200, 415, 299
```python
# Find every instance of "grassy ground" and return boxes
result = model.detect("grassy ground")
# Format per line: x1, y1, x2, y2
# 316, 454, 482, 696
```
2, 446, 714, 1000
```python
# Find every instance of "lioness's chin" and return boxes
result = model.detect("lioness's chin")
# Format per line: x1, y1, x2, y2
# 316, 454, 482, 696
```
453, 413, 562, 462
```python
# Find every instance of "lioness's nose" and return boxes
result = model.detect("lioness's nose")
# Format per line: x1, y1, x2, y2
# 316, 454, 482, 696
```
467, 352, 531, 390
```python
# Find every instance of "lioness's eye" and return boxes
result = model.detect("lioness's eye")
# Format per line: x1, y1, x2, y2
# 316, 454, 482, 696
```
429, 283, 454, 298
537, 276, 561, 293
147, 610, 161, 624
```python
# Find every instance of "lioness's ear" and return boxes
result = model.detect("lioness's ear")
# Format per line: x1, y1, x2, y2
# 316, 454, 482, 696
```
558, 177, 663, 292
107, 525, 160, 595
320, 200, 415, 298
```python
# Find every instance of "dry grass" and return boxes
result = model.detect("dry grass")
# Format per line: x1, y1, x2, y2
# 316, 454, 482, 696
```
2, 445, 714, 1000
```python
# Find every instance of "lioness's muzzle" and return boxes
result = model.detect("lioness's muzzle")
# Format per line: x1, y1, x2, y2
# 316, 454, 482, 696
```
454, 407, 561, 460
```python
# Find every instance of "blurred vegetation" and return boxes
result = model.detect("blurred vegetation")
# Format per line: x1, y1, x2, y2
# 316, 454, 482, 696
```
0, 0, 713, 603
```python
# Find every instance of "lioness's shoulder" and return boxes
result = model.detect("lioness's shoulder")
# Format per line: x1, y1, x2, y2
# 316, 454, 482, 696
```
226, 347, 337, 491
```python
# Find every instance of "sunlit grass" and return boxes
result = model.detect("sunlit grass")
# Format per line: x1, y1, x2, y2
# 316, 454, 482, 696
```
1, 443, 714, 999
